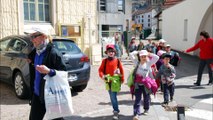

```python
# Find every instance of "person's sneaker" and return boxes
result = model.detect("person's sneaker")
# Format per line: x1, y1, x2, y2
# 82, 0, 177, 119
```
170, 96, 173, 102
207, 82, 212, 85
133, 115, 139, 120
143, 110, 149, 115
113, 111, 119, 120
194, 82, 200, 86
162, 101, 168, 106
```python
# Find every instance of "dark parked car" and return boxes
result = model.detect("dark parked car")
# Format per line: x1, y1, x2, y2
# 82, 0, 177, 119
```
0, 35, 90, 99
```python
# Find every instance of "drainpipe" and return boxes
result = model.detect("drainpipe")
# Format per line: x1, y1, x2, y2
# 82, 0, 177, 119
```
17, 0, 20, 34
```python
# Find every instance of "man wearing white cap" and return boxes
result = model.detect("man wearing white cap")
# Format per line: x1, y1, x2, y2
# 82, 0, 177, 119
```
157, 39, 166, 53
26, 28, 66, 120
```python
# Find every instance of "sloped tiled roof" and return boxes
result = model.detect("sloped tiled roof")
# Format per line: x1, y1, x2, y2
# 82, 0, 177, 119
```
163, 0, 184, 9
133, 0, 184, 17
133, 7, 154, 16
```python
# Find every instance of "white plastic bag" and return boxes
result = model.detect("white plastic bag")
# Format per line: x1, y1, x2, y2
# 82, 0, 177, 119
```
44, 71, 74, 120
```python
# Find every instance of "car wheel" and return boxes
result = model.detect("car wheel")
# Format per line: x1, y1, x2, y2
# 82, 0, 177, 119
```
14, 72, 28, 99
72, 84, 87, 92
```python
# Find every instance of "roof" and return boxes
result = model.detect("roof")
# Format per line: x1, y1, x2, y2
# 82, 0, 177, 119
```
132, 7, 154, 16
163, 0, 184, 9
133, 0, 184, 17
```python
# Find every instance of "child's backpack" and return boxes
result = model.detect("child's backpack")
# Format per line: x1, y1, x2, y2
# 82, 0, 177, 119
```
127, 63, 139, 99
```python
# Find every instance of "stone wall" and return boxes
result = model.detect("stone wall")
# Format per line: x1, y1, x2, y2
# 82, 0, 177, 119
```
0, 0, 19, 38
56, 0, 98, 56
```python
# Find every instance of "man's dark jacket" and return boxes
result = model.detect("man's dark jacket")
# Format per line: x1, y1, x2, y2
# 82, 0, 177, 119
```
28, 43, 66, 103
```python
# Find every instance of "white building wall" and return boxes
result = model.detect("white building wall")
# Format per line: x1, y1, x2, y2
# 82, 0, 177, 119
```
151, 9, 157, 32
124, 0, 132, 31
162, 0, 213, 53
135, 11, 152, 29
144, 12, 152, 29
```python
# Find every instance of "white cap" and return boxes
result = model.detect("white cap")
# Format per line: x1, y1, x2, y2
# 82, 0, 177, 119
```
131, 37, 136, 40
159, 39, 166, 43
157, 50, 166, 56
166, 44, 171, 47
24, 27, 49, 36
139, 50, 148, 56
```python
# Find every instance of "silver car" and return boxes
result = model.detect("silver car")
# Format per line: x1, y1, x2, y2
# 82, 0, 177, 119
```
0, 35, 90, 99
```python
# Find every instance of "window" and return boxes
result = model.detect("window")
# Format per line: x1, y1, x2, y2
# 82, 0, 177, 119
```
142, 19, 144, 23
184, 19, 188, 41
118, 0, 124, 12
100, 0, 106, 11
0, 38, 11, 51
148, 23, 150, 27
142, 15, 144, 18
148, 19, 150, 22
8, 39, 27, 52
148, 15, 150, 18
53, 41, 81, 54
24, 0, 50, 22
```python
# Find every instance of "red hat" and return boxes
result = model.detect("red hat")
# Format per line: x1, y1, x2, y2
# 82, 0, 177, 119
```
105, 44, 116, 54
106, 44, 115, 50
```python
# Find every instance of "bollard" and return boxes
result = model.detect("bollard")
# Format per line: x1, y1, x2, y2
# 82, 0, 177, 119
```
177, 105, 185, 120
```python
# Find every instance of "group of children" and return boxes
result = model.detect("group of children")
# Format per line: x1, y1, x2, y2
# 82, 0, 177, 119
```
98, 40, 177, 120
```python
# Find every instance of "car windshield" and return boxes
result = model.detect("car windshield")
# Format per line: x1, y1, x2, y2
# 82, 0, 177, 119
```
53, 40, 81, 54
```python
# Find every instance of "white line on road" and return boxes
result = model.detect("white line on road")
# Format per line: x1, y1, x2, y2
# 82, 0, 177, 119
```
199, 97, 213, 104
185, 97, 213, 120
186, 108, 213, 120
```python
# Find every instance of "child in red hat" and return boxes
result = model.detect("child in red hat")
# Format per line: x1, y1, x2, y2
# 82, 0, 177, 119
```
98, 44, 124, 120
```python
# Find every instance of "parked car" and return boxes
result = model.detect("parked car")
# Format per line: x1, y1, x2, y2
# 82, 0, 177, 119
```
0, 35, 90, 99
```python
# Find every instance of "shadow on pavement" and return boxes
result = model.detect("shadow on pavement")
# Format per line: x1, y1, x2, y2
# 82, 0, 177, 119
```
175, 52, 209, 79
99, 99, 134, 106
150, 102, 162, 106
71, 90, 79, 97
118, 91, 130, 95
191, 94, 213, 99
0, 81, 78, 105
66, 114, 133, 120
175, 84, 206, 89
0, 81, 29, 105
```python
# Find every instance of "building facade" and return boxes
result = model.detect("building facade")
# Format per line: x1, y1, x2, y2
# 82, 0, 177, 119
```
98, 0, 132, 35
97, 0, 132, 40
134, 8, 152, 29
0, 0, 99, 64
162, 0, 213, 56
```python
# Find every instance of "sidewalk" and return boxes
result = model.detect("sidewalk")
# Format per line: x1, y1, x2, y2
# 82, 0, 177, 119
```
64, 94, 173, 120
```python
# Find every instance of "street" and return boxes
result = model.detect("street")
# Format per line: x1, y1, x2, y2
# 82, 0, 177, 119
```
0, 52, 212, 120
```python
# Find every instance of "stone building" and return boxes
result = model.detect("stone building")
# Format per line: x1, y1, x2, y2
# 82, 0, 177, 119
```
0, 0, 99, 64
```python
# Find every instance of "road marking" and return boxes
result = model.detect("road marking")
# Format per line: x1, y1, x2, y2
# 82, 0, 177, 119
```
186, 108, 212, 120
185, 97, 213, 120
199, 97, 213, 104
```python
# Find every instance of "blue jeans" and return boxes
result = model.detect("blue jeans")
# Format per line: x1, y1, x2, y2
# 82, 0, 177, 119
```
108, 90, 119, 112
163, 83, 175, 102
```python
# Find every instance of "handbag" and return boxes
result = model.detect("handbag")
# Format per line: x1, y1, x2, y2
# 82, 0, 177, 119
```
44, 71, 74, 119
